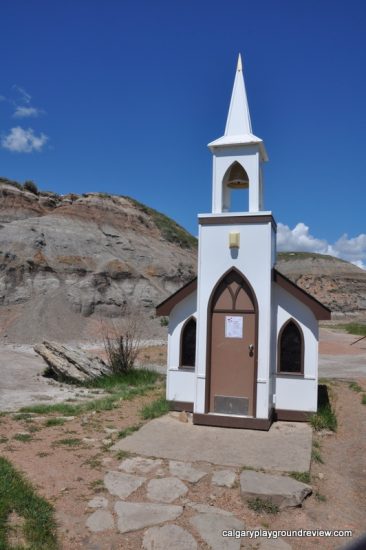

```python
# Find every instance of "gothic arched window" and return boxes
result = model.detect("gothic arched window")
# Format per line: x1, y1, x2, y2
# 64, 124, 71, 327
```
180, 317, 196, 368
278, 320, 304, 374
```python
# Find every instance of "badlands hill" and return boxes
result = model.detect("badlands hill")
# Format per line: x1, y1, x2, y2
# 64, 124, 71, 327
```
0, 179, 196, 342
0, 178, 365, 343
276, 252, 366, 318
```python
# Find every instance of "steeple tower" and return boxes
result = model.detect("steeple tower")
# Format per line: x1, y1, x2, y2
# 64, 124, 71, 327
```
208, 54, 268, 213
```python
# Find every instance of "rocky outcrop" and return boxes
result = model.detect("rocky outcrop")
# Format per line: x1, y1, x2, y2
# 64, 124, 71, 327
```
0, 181, 197, 342
276, 252, 366, 316
34, 341, 111, 382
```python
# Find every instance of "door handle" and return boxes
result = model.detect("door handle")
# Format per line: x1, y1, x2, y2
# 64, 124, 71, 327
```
248, 344, 254, 356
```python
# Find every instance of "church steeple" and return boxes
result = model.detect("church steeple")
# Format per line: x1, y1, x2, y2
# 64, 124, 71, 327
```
208, 55, 268, 214
224, 54, 252, 137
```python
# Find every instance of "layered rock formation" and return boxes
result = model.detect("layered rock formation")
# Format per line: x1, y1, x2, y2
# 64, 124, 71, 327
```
276, 252, 366, 317
0, 181, 196, 342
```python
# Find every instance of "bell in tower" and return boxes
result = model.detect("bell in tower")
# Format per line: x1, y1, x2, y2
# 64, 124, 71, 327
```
226, 162, 249, 189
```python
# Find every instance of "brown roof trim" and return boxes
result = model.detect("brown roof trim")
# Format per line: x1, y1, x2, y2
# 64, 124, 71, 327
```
156, 277, 197, 316
273, 269, 331, 320
199, 214, 277, 231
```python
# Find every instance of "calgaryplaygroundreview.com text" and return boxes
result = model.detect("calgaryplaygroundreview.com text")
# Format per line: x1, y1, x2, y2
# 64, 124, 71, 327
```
222, 528, 353, 540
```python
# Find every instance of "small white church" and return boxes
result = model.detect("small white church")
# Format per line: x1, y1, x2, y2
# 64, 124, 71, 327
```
157, 55, 330, 430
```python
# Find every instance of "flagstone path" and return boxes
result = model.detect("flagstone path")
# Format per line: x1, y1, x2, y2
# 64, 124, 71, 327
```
85, 455, 297, 549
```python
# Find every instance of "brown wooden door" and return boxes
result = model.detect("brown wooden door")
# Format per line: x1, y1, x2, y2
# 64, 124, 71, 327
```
209, 270, 257, 417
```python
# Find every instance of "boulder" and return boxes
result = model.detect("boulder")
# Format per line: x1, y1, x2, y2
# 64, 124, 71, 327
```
240, 470, 312, 509
34, 341, 111, 382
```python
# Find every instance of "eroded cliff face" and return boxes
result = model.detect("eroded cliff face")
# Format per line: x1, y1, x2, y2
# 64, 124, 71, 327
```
276, 252, 366, 318
0, 183, 197, 342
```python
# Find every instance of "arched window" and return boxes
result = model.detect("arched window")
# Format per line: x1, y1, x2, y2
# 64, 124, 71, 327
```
278, 320, 304, 374
180, 318, 196, 368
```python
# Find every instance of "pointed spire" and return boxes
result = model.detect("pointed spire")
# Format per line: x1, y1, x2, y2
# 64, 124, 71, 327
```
224, 53, 252, 136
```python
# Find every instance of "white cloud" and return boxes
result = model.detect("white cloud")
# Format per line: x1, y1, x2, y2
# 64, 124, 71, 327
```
277, 222, 366, 270
1, 127, 48, 153
13, 106, 43, 118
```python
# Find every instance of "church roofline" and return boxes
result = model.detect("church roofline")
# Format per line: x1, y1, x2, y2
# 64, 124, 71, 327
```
156, 277, 197, 316
207, 134, 268, 161
155, 270, 331, 320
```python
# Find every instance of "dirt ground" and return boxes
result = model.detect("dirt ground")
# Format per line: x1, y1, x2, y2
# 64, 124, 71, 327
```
0, 378, 365, 549
0, 330, 365, 549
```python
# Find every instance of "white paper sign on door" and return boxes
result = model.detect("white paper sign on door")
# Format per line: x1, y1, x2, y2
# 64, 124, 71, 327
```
225, 315, 243, 338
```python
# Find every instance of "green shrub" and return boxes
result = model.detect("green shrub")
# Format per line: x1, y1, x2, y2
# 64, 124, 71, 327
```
124, 196, 197, 249
23, 180, 39, 195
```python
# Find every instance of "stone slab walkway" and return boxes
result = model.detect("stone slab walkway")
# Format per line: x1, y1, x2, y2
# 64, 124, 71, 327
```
85, 454, 299, 549
112, 414, 312, 472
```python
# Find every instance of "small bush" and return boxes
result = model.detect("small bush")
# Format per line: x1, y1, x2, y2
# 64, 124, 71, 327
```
23, 180, 39, 195
247, 497, 279, 514
102, 310, 142, 374
160, 317, 169, 327
362, 395, 366, 405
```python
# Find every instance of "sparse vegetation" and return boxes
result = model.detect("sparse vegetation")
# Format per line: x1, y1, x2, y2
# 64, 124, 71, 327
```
117, 424, 141, 439
23, 180, 39, 195
160, 316, 169, 327
349, 381, 363, 393
362, 395, 366, 405
0, 456, 58, 549
102, 312, 142, 374
289, 471, 311, 483
54, 438, 82, 447
44, 417, 66, 427
247, 498, 279, 514
140, 396, 169, 420
311, 448, 324, 464
277, 251, 349, 264
315, 492, 327, 502
336, 323, 366, 336
310, 403, 337, 432
13, 433, 32, 443
20, 369, 160, 416
124, 196, 197, 249
115, 450, 131, 460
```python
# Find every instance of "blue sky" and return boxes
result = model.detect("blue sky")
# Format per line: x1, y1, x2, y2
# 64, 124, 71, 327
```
0, 0, 365, 267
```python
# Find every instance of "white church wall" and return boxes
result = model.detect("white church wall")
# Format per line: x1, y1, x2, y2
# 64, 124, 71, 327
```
273, 284, 319, 412
166, 291, 197, 403
195, 216, 275, 418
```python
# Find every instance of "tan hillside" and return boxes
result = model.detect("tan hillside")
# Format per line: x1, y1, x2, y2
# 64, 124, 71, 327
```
0, 179, 197, 343
276, 252, 366, 318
